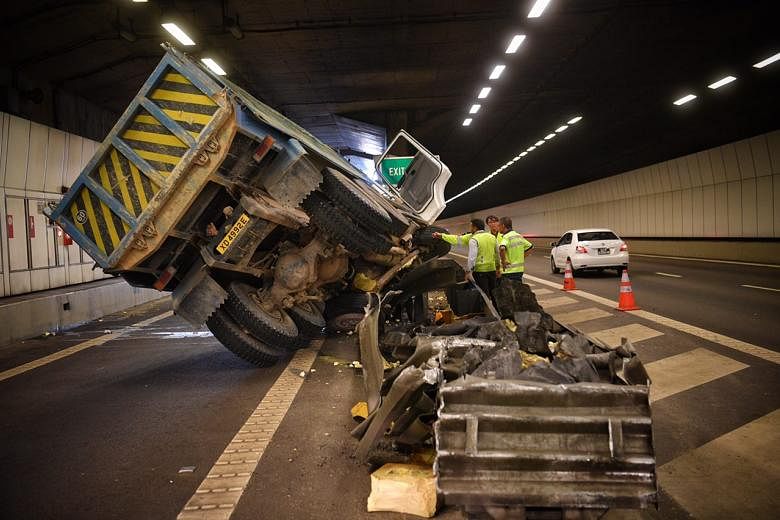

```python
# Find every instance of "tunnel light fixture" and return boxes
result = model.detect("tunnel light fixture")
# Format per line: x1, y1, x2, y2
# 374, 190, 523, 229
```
132, 0, 148, 3
567, 116, 582, 125
462, 118, 473, 126
446, 113, 584, 203
505, 35, 526, 54
708, 76, 737, 89
528, 0, 553, 18
469, 104, 481, 114
489, 65, 506, 80
477, 87, 492, 99
162, 22, 196, 46
753, 52, 780, 69
673, 94, 697, 106
201, 58, 226, 75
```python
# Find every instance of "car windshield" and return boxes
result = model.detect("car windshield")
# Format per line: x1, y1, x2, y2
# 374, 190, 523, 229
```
577, 231, 618, 241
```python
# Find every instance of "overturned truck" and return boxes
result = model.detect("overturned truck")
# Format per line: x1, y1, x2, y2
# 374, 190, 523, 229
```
47, 43, 451, 366
354, 277, 657, 518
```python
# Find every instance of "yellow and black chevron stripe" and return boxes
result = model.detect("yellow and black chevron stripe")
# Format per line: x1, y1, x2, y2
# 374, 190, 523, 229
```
148, 69, 218, 140
66, 188, 130, 257
89, 146, 161, 218
122, 107, 188, 175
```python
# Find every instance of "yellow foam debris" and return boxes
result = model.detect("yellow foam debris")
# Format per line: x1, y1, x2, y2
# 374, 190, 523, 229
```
367, 463, 438, 517
351, 401, 368, 422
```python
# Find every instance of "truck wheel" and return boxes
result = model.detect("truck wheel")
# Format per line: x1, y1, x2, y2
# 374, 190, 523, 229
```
225, 282, 308, 350
303, 192, 392, 255
414, 226, 451, 261
322, 168, 392, 232
206, 309, 287, 367
289, 301, 326, 338
325, 292, 377, 333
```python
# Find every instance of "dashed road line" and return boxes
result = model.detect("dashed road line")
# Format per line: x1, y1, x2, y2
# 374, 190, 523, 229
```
588, 323, 664, 348
658, 408, 780, 519
655, 272, 682, 278
0, 310, 174, 383
740, 284, 780, 293
524, 273, 780, 365
645, 348, 748, 403
178, 342, 322, 520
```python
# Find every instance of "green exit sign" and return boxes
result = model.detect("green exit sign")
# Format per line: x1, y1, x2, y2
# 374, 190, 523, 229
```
380, 156, 413, 186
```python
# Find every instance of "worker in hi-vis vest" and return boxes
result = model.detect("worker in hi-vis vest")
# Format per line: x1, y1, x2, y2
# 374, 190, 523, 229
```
498, 216, 533, 282
438, 218, 499, 298
433, 215, 503, 278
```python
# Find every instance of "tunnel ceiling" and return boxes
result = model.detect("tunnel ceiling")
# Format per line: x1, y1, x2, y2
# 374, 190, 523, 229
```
2, 0, 779, 217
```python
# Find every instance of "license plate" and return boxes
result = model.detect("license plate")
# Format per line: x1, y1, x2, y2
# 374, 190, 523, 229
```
598, 248, 610, 255
217, 213, 251, 254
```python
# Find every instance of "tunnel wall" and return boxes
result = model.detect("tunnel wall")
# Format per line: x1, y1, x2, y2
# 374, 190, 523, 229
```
0, 111, 161, 301
437, 130, 780, 264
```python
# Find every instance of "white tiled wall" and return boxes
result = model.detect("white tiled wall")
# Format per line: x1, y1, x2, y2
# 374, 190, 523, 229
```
0, 112, 112, 297
438, 130, 780, 239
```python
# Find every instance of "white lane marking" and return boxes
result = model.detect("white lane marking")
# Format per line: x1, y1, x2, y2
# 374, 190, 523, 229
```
552, 307, 611, 325
588, 323, 663, 348
178, 343, 322, 519
0, 311, 174, 383
658, 409, 780, 519
524, 273, 780, 365
534, 295, 579, 308
741, 284, 780, 293
631, 253, 780, 269
645, 348, 748, 403
655, 272, 682, 278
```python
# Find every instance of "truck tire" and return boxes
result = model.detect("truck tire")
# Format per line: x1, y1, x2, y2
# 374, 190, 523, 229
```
206, 309, 287, 367
322, 168, 393, 232
325, 292, 378, 333
225, 281, 308, 350
303, 192, 392, 255
289, 301, 326, 338
414, 226, 451, 261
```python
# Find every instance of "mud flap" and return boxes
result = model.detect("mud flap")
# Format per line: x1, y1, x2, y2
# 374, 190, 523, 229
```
172, 263, 228, 327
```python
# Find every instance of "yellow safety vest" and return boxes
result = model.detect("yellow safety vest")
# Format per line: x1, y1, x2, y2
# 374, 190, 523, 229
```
500, 230, 532, 273
472, 231, 498, 273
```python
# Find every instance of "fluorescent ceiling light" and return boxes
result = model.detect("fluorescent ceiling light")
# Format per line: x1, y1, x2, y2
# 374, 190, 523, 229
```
201, 58, 226, 75
545, 133, 556, 140
555, 125, 568, 132
528, 0, 553, 18
462, 118, 473, 126
708, 76, 737, 89
489, 65, 506, 80
527, 146, 536, 151
567, 116, 582, 124
753, 52, 780, 68
535, 140, 545, 146
162, 22, 196, 46
673, 94, 697, 106
513, 156, 522, 161
478, 87, 491, 99
520, 151, 528, 157
469, 104, 481, 114
505, 35, 526, 54
133, 0, 148, 3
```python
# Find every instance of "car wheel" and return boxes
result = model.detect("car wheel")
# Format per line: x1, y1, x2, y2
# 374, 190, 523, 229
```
567, 258, 577, 275
550, 255, 560, 274
617, 267, 625, 277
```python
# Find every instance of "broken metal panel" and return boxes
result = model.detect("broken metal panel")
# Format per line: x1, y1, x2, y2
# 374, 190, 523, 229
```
435, 378, 657, 510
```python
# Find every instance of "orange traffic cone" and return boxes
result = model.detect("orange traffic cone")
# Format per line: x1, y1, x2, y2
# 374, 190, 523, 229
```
617, 268, 640, 311
561, 259, 577, 291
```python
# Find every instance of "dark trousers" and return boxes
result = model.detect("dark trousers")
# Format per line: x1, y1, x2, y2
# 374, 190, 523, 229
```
472, 271, 497, 300
502, 272, 524, 283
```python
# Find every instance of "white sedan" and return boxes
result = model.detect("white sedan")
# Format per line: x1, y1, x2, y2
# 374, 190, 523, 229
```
550, 228, 629, 275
